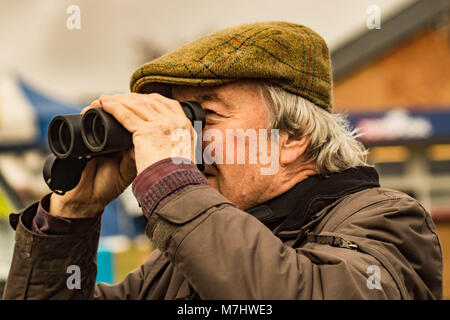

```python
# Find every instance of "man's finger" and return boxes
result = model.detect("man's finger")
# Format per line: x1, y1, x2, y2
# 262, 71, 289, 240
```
81, 100, 101, 114
150, 94, 186, 114
142, 93, 186, 115
81, 106, 91, 114
110, 93, 181, 117
99, 97, 145, 133
110, 95, 160, 121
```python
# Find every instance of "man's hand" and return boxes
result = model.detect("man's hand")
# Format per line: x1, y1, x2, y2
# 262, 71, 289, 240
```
49, 149, 137, 218
98, 93, 197, 174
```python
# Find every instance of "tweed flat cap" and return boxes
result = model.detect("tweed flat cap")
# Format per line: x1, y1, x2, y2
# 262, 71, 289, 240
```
130, 21, 333, 112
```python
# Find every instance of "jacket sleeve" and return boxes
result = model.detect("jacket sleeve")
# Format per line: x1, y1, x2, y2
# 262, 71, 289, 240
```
2, 201, 185, 300
145, 184, 403, 299
2, 202, 101, 299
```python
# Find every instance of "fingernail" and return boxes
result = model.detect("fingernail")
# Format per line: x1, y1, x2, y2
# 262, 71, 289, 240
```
101, 96, 111, 106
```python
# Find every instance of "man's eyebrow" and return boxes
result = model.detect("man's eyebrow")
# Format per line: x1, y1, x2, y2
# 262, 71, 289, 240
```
195, 93, 234, 109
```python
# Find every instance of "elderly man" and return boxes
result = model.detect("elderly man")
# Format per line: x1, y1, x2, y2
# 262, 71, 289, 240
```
3, 22, 443, 299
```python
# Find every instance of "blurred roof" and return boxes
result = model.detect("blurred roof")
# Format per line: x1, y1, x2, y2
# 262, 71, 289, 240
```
332, 0, 450, 81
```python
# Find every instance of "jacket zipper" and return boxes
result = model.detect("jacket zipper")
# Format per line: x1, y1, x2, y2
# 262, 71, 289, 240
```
338, 238, 358, 250
307, 232, 409, 299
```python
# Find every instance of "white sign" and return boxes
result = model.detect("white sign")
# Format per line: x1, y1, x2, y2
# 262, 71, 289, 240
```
0, 76, 38, 146
356, 109, 432, 142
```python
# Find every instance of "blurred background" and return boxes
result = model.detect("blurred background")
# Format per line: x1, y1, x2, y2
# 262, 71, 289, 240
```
0, 0, 449, 298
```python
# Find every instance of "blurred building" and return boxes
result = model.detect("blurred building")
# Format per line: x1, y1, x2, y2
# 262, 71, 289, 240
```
332, 0, 450, 298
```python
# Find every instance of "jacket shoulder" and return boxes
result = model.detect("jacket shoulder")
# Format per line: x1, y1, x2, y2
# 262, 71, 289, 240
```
312, 187, 443, 299
331, 188, 438, 238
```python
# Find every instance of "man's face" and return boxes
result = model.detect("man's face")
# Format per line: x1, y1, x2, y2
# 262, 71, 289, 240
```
172, 80, 279, 210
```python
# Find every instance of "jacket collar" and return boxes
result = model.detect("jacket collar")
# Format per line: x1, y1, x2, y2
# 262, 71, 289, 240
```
246, 166, 380, 233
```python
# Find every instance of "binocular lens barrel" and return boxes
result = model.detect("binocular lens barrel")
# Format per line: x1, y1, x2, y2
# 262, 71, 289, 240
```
82, 111, 107, 150
81, 108, 133, 154
48, 114, 89, 159
51, 118, 71, 153
59, 121, 71, 153
48, 117, 70, 157
92, 115, 106, 147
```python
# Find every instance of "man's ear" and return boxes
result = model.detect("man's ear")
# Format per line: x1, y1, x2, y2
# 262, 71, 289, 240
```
279, 132, 310, 166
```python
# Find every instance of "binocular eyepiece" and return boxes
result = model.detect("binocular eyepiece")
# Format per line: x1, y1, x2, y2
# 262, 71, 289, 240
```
44, 101, 204, 194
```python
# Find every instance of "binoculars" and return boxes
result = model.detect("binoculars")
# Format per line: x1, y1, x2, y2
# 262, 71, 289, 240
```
43, 101, 204, 195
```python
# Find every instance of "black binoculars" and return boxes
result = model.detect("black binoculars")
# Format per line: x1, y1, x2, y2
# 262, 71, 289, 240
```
43, 101, 204, 195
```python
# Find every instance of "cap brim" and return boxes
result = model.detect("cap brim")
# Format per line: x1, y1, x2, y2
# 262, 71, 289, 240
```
131, 75, 236, 97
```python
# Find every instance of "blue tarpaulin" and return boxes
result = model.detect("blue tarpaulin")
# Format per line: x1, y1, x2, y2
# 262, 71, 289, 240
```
18, 77, 82, 149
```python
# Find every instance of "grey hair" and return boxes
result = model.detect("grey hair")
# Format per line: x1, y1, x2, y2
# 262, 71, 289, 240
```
259, 83, 370, 175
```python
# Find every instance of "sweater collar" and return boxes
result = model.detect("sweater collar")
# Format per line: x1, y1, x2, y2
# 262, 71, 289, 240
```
246, 166, 380, 232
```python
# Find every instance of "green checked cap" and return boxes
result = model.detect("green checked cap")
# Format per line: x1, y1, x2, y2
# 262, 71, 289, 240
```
130, 21, 333, 112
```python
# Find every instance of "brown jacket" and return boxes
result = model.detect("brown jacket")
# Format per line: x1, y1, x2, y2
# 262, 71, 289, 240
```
2, 181, 443, 299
